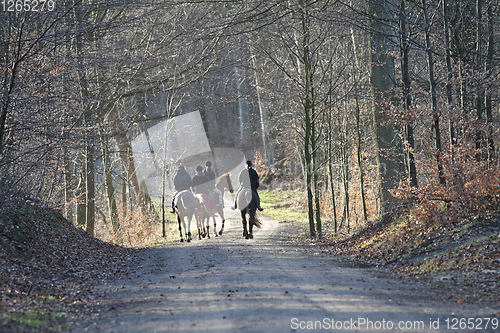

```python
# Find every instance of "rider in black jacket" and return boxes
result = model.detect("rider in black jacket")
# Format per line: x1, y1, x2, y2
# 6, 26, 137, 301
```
170, 166, 192, 213
232, 160, 264, 211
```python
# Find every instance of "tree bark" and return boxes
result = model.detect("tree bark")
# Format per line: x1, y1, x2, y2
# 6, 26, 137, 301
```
355, 97, 368, 222
100, 125, 120, 236
76, 170, 86, 227
350, 23, 368, 222
368, 0, 400, 214
400, 0, 418, 187
109, 107, 151, 217
85, 127, 95, 236
73, 0, 95, 235
485, 2, 495, 161
301, 0, 316, 239
312, 113, 322, 239
475, 0, 485, 159
422, 0, 445, 185
0, 13, 18, 156
443, 0, 456, 151
339, 107, 350, 233
251, 50, 275, 169
235, 66, 252, 151
63, 148, 74, 223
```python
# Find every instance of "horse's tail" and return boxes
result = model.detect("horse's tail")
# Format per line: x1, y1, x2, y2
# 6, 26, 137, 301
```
253, 213, 262, 229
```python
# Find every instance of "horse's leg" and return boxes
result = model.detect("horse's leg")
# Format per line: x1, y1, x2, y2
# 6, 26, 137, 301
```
201, 215, 207, 238
206, 216, 210, 239
186, 214, 192, 242
183, 214, 191, 242
177, 212, 184, 242
218, 209, 225, 236
248, 208, 255, 239
212, 215, 217, 237
241, 209, 248, 238
196, 215, 202, 240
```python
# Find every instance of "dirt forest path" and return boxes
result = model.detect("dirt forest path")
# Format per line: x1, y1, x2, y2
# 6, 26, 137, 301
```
74, 213, 497, 333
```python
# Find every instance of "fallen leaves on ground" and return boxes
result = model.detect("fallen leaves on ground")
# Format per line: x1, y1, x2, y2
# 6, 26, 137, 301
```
324, 210, 499, 305
0, 198, 139, 332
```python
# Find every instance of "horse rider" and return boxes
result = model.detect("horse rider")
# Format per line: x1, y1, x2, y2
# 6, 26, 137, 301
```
232, 160, 264, 211
191, 165, 211, 196
204, 160, 223, 208
170, 165, 192, 213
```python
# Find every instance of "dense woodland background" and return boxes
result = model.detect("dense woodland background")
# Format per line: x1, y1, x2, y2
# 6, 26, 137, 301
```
1, 0, 499, 241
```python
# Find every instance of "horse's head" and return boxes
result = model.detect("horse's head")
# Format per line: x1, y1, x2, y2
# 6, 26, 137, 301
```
225, 173, 234, 193
218, 173, 234, 193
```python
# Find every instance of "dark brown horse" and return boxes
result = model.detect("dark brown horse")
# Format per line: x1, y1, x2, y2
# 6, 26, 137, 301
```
236, 188, 262, 239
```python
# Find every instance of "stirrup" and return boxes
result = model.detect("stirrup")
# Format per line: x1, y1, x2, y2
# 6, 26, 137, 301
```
258, 207, 264, 211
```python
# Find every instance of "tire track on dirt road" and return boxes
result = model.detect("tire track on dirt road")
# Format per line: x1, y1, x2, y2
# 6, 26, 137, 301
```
73, 213, 498, 332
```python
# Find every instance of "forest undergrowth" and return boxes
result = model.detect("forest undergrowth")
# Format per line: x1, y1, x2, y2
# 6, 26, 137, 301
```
327, 209, 499, 305
0, 198, 141, 332
262, 188, 500, 306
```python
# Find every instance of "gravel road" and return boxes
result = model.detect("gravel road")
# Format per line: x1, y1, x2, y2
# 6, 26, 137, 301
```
74, 212, 498, 333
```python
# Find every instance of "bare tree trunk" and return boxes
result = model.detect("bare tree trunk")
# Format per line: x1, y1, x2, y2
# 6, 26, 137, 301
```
355, 97, 367, 222
76, 169, 86, 226
350, 23, 368, 222
106, 103, 151, 217
251, 50, 274, 169
85, 131, 95, 236
475, 0, 485, 159
73, 0, 96, 235
300, 0, 316, 239
0, 13, 18, 156
368, 0, 400, 214
312, 116, 322, 239
328, 157, 338, 233
63, 16, 74, 224
63, 149, 74, 223
235, 66, 252, 151
485, 2, 495, 161
422, 0, 445, 185
327, 96, 338, 232
100, 125, 120, 236
400, 0, 418, 187
443, 0, 456, 151
341, 113, 350, 232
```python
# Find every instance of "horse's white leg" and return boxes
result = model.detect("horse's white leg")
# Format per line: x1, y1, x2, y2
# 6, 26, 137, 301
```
212, 215, 217, 236
186, 214, 192, 242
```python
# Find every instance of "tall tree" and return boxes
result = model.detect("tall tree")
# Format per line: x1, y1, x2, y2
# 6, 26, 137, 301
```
367, 0, 401, 214
422, 0, 445, 185
400, 0, 417, 187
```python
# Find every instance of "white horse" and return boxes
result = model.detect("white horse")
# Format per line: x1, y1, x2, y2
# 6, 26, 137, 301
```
173, 190, 199, 242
